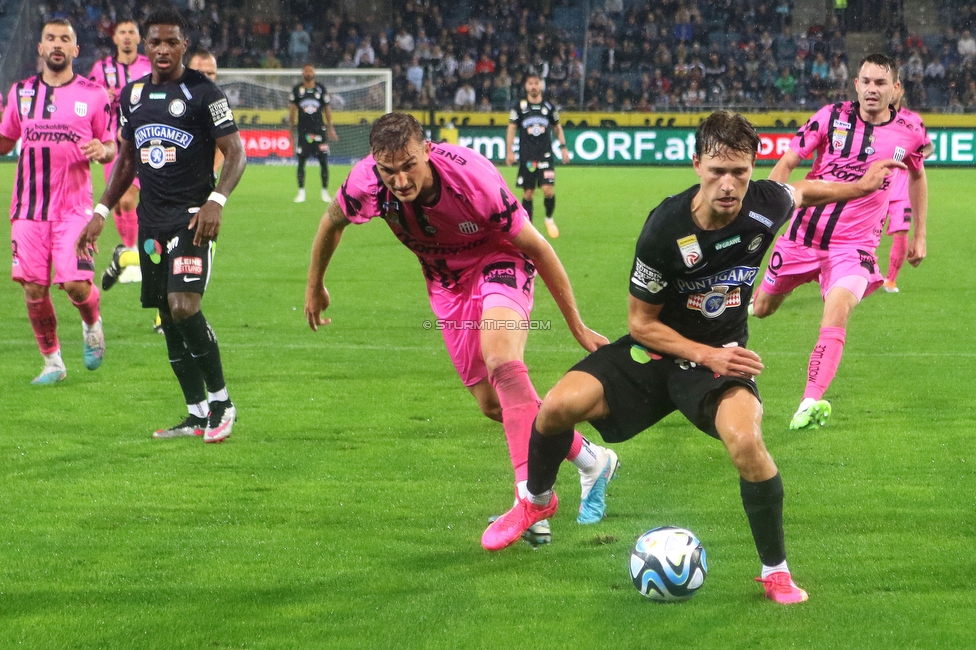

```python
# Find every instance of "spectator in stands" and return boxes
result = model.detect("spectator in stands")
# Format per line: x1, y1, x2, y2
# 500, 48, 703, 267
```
288, 22, 310, 66
355, 37, 375, 67
774, 25, 798, 66
681, 79, 705, 106
774, 66, 797, 102
924, 54, 947, 105
454, 81, 476, 108
828, 53, 848, 97
406, 55, 425, 91
958, 29, 976, 63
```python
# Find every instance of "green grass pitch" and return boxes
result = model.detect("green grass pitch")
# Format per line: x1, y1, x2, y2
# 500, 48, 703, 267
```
1, 163, 974, 648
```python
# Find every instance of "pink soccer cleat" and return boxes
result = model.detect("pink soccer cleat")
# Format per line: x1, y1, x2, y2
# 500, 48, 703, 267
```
755, 572, 809, 604
482, 493, 559, 552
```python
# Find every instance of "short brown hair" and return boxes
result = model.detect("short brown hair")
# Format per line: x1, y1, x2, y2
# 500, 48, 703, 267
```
369, 112, 426, 157
858, 53, 899, 83
695, 110, 759, 160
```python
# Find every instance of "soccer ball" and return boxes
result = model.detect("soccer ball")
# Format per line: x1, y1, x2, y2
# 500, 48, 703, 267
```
629, 526, 708, 601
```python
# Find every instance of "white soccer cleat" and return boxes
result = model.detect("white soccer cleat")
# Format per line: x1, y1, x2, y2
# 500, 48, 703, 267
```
32, 352, 67, 386
321, 188, 332, 202
294, 189, 306, 203
578, 445, 619, 524
83, 318, 105, 371
204, 400, 236, 443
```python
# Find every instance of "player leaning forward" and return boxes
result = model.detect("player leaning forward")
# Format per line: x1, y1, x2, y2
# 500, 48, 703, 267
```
77, 8, 246, 442
306, 112, 619, 537
1, 18, 115, 384
752, 54, 929, 430
482, 111, 903, 603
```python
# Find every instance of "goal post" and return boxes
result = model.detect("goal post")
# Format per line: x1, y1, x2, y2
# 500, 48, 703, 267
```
216, 68, 392, 164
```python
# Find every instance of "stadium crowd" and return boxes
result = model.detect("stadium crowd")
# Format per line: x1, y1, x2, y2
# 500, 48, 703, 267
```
34, 0, 976, 112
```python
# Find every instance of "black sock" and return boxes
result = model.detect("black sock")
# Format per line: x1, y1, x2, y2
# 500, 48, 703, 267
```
297, 156, 306, 188
319, 155, 329, 188
740, 473, 787, 567
526, 419, 574, 496
522, 199, 534, 222
174, 310, 226, 395
162, 320, 206, 406
544, 196, 555, 218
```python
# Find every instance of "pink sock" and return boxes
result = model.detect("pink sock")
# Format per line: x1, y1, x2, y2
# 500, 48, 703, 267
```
115, 209, 138, 249
804, 326, 846, 400
887, 233, 907, 283
70, 283, 101, 326
566, 431, 585, 461
26, 295, 59, 355
488, 360, 541, 484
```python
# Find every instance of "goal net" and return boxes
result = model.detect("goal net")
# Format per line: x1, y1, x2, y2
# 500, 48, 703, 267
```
216, 68, 392, 165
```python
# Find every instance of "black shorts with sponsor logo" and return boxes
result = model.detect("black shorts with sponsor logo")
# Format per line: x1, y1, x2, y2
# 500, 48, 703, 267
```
138, 224, 214, 309
572, 334, 760, 442
516, 156, 555, 190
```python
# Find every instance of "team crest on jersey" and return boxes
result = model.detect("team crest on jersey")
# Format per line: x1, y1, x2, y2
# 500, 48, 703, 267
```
20, 98, 31, 115
748, 235, 764, 252
459, 221, 479, 235
130, 83, 144, 104
74, 101, 87, 117
832, 129, 848, 151
677, 234, 703, 268
141, 140, 177, 169
687, 286, 741, 319
169, 99, 187, 117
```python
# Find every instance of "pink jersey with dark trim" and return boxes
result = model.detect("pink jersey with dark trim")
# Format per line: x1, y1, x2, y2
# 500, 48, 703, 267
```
886, 106, 931, 204
337, 142, 529, 289
1, 74, 112, 222
88, 54, 151, 133
783, 101, 928, 250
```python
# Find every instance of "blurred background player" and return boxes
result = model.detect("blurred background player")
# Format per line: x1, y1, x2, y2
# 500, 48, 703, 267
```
89, 19, 151, 287
752, 54, 929, 430
506, 73, 570, 239
76, 8, 246, 442
290, 64, 338, 203
188, 48, 224, 173
1, 18, 115, 384
882, 85, 933, 293
306, 113, 617, 542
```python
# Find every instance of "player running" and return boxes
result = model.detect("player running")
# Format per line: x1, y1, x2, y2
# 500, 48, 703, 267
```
1, 18, 115, 384
482, 110, 903, 603
882, 85, 933, 293
506, 73, 570, 239
76, 7, 247, 442
89, 19, 152, 288
751, 54, 929, 430
306, 112, 618, 540
290, 64, 338, 203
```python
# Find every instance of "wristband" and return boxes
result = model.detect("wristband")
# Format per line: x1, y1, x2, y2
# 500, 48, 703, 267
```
94, 203, 111, 219
207, 192, 227, 207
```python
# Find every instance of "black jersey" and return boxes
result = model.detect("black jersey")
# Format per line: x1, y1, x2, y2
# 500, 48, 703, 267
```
119, 68, 239, 232
629, 180, 795, 348
510, 98, 559, 161
291, 82, 329, 134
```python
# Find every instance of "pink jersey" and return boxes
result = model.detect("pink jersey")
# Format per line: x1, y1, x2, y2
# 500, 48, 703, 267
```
886, 106, 931, 204
783, 101, 928, 250
337, 142, 529, 289
1, 74, 112, 222
88, 54, 151, 134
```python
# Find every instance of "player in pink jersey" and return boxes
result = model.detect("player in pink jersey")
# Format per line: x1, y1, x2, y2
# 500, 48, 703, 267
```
0, 18, 115, 384
752, 54, 929, 430
306, 113, 617, 542
882, 85, 934, 293
88, 19, 152, 287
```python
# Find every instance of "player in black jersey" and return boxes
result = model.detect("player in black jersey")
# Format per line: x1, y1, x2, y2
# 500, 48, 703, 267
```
506, 74, 569, 239
483, 111, 903, 603
77, 7, 247, 443
290, 64, 338, 203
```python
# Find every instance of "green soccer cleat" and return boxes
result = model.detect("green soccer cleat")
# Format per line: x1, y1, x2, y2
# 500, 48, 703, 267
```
789, 398, 831, 430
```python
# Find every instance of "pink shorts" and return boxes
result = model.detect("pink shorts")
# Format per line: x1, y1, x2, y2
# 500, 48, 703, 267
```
102, 159, 141, 190
11, 218, 95, 286
428, 252, 536, 387
885, 200, 911, 235
760, 237, 882, 302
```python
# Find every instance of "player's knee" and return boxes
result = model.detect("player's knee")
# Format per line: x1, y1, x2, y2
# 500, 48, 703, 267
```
751, 293, 776, 319
479, 400, 503, 422
536, 391, 582, 435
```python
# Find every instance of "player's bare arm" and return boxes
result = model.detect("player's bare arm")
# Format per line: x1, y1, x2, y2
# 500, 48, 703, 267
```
510, 222, 608, 352
305, 200, 351, 331
75, 136, 138, 257
80, 137, 116, 164
325, 104, 338, 141
0, 135, 16, 155
189, 131, 246, 246
628, 296, 765, 378
906, 166, 928, 266
768, 149, 802, 183
505, 123, 517, 166
790, 159, 906, 208
554, 124, 570, 164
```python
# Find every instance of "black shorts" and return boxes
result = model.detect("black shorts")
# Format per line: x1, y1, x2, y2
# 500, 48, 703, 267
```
139, 225, 214, 309
572, 335, 760, 442
295, 132, 330, 158
516, 157, 555, 190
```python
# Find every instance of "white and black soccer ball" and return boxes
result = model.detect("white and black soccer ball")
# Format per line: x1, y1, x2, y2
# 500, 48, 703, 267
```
629, 526, 708, 601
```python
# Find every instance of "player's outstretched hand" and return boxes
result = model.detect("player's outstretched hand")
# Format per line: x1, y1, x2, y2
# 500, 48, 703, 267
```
75, 216, 105, 259
80, 138, 109, 163
858, 158, 907, 192
560, 149, 570, 165
703, 345, 764, 379
576, 327, 610, 353
189, 202, 222, 246
305, 284, 332, 331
